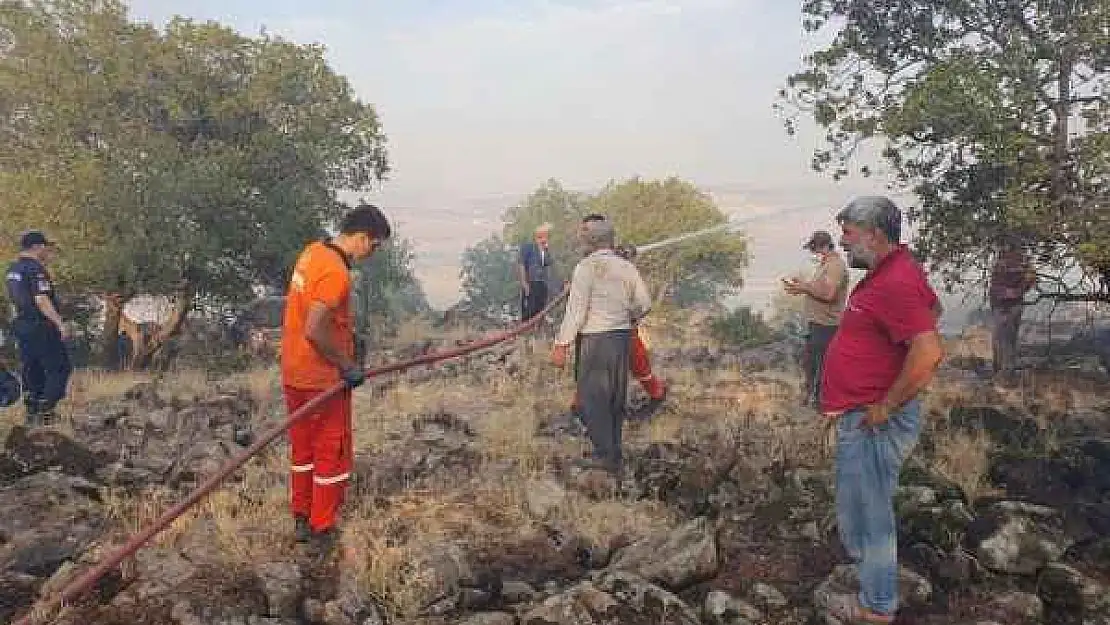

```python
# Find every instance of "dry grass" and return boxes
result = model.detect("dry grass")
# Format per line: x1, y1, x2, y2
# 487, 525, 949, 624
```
944, 325, 993, 361
550, 490, 677, 549
47, 315, 1110, 621
68, 369, 149, 404
391, 317, 477, 347
929, 427, 997, 503
198, 453, 295, 562
100, 484, 201, 549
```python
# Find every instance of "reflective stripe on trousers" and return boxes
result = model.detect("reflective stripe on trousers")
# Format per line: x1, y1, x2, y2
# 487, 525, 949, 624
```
284, 386, 353, 533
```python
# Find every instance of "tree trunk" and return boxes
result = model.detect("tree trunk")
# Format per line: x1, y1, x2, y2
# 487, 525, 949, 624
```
1051, 53, 1073, 213
133, 292, 193, 370
100, 294, 125, 369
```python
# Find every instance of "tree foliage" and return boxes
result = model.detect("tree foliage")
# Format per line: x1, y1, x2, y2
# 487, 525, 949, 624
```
778, 0, 1109, 301
501, 178, 592, 284
0, 0, 389, 362
459, 176, 748, 317
458, 235, 522, 320
353, 236, 430, 346
589, 177, 748, 306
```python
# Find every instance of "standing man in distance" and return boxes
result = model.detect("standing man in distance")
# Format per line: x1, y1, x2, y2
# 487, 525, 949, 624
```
281, 204, 391, 557
783, 230, 849, 408
518, 223, 553, 322
4, 231, 72, 426
819, 197, 944, 624
988, 236, 1036, 377
552, 217, 652, 474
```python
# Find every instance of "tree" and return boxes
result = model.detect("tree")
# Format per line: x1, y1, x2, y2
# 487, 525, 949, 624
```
589, 176, 749, 306
778, 0, 1110, 301
458, 235, 520, 320
0, 0, 389, 366
459, 176, 748, 317
352, 236, 430, 348
458, 180, 589, 319
501, 178, 591, 284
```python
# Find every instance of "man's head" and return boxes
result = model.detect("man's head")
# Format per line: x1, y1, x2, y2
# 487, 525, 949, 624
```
835, 196, 902, 270
803, 230, 835, 256
19, 230, 58, 263
577, 213, 606, 242
336, 204, 392, 262
578, 216, 615, 254
534, 223, 552, 248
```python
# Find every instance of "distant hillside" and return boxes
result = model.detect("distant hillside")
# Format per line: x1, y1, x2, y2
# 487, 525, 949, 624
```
386, 181, 988, 333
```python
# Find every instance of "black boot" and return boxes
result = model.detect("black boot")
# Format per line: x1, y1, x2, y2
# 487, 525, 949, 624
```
308, 527, 340, 565
24, 397, 44, 428
35, 399, 58, 427
294, 516, 311, 544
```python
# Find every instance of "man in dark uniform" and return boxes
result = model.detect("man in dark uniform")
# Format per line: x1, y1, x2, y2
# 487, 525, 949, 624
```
5, 231, 72, 426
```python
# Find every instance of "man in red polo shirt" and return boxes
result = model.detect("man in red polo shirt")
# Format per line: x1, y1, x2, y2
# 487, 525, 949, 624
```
818, 196, 944, 624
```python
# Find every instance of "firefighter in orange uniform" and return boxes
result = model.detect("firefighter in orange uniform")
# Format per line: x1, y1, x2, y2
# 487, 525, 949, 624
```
281, 204, 392, 556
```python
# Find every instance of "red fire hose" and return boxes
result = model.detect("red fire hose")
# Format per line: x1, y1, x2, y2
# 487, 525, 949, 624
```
14, 289, 569, 625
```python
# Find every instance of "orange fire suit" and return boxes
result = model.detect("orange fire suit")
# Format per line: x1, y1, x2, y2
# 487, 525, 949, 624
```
280, 241, 356, 533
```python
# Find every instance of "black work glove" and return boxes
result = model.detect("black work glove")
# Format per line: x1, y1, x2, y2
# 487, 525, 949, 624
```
340, 365, 366, 389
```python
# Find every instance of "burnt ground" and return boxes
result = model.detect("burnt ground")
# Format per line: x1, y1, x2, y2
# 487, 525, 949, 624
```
0, 340, 1108, 625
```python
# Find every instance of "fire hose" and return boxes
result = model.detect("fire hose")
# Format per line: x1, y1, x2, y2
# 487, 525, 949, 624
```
14, 212, 792, 624
15, 290, 570, 625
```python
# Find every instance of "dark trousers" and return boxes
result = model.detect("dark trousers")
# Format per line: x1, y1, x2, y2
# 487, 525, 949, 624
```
12, 319, 72, 413
521, 280, 548, 321
804, 322, 837, 407
577, 330, 631, 472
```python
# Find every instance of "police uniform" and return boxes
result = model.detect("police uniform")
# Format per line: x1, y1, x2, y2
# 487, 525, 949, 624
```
5, 235, 71, 422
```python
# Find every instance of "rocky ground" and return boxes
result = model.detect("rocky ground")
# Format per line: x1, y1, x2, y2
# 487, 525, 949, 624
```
1, 326, 1109, 625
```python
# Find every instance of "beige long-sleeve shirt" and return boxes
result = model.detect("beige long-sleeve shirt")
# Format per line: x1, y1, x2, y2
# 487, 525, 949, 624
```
556, 249, 653, 346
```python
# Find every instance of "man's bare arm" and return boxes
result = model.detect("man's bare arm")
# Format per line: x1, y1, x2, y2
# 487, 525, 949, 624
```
881, 330, 944, 410
34, 295, 66, 333
305, 301, 356, 372
800, 277, 837, 303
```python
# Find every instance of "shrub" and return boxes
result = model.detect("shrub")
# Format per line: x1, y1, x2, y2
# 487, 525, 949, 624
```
708, 306, 779, 348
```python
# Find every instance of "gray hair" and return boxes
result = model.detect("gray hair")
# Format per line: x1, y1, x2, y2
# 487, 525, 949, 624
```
535, 222, 552, 234
581, 217, 615, 249
836, 196, 902, 242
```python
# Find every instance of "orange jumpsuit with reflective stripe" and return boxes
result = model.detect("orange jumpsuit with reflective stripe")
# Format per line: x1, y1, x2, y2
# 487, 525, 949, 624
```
280, 241, 356, 532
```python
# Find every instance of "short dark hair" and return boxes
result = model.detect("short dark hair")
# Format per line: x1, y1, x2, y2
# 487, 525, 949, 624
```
20, 230, 55, 250
581, 213, 606, 223
804, 230, 834, 251
340, 203, 392, 240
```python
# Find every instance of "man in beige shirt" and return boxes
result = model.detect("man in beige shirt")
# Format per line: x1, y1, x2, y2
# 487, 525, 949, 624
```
783, 230, 849, 407
552, 217, 652, 474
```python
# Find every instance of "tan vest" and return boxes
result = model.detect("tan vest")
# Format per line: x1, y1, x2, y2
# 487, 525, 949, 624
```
804, 252, 849, 326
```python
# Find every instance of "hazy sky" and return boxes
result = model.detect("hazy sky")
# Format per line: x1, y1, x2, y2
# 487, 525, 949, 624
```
124, 0, 909, 309
126, 0, 889, 206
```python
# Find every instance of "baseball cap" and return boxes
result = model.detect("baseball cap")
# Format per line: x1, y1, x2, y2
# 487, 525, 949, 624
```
803, 230, 833, 251
19, 230, 57, 250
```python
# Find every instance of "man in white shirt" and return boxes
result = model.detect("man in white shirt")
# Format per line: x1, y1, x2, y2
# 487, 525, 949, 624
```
552, 217, 652, 474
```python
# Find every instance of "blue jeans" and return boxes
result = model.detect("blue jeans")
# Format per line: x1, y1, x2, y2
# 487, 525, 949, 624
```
835, 400, 922, 616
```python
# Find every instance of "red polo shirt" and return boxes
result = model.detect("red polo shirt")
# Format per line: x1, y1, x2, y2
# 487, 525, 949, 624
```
820, 245, 939, 413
